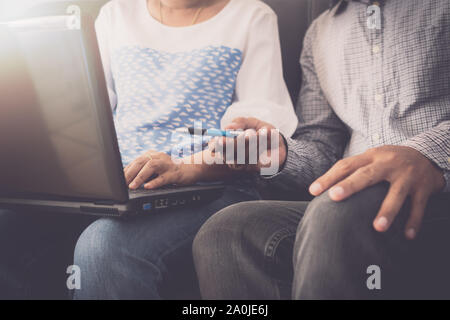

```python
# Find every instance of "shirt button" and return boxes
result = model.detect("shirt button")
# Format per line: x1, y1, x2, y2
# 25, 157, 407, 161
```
372, 133, 381, 144
375, 94, 383, 103
372, 45, 380, 54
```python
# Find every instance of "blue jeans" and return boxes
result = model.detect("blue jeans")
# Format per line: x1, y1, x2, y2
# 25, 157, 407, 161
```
73, 184, 260, 300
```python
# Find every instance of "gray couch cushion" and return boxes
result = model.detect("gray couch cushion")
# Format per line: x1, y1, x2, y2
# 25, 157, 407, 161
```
261, 0, 329, 104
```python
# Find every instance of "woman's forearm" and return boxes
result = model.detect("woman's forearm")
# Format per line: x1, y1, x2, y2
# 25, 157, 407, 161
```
180, 150, 239, 182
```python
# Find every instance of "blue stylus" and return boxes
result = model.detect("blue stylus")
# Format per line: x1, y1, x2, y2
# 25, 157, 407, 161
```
176, 127, 242, 138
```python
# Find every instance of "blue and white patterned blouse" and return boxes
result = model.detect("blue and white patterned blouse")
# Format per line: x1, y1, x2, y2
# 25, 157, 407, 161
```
95, 0, 297, 166
112, 45, 242, 164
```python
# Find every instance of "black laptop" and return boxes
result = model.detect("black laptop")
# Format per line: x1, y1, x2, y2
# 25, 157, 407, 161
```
0, 14, 224, 217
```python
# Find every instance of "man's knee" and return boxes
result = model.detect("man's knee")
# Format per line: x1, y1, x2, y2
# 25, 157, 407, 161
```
292, 183, 414, 299
299, 182, 391, 238
195, 202, 258, 257
293, 183, 399, 268
193, 201, 295, 299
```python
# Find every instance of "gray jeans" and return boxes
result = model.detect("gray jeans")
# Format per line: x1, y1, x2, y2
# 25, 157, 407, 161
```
193, 183, 450, 299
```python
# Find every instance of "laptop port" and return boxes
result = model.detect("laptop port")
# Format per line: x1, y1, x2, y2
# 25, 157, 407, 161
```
155, 198, 169, 209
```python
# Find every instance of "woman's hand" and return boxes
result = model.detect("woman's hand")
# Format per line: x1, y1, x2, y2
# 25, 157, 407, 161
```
124, 151, 199, 190
209, 117, 287, 175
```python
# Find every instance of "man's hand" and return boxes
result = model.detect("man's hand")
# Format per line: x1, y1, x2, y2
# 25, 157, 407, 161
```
124, 151, 199, 190
211, 117, 287, 173
309, 146, 445, 239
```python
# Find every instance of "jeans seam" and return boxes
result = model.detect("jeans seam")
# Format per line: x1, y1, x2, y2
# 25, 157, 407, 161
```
116, 235, 194, 299
264, 228, 297, 259
150, 235, 195, 279
263, 228, 297, 299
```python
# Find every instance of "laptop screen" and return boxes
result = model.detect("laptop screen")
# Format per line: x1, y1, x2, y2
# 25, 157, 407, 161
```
0, 16, 126, 201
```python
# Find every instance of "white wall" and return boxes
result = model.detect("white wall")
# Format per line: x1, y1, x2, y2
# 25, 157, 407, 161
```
0, 0, 69, 21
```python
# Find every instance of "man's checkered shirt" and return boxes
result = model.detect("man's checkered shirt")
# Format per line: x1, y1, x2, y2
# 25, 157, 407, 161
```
269, 0, 450, 193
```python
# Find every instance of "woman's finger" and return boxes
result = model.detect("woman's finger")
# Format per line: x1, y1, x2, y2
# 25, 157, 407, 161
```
144, 174, 170, 190
124, 156, 150, 185
225, 118, 247, 130
129, 160, 160, 189
123, 163, 132, 173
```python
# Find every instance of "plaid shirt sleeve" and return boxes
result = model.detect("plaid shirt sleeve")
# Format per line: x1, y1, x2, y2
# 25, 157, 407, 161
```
265, 1, 450, 194
401, 121, 450, 192
264, 21, 350, 191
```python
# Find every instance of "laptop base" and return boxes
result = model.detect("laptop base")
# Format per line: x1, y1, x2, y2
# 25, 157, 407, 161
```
0, 185, 225, 218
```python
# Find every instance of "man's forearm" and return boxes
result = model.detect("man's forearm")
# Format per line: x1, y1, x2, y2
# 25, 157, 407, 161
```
401, 121, 450, 192
263, 136, 344, 191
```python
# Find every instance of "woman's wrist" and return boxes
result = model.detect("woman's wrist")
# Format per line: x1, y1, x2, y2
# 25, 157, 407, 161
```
179, 151, 234, 183
178, 162, 206, 184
